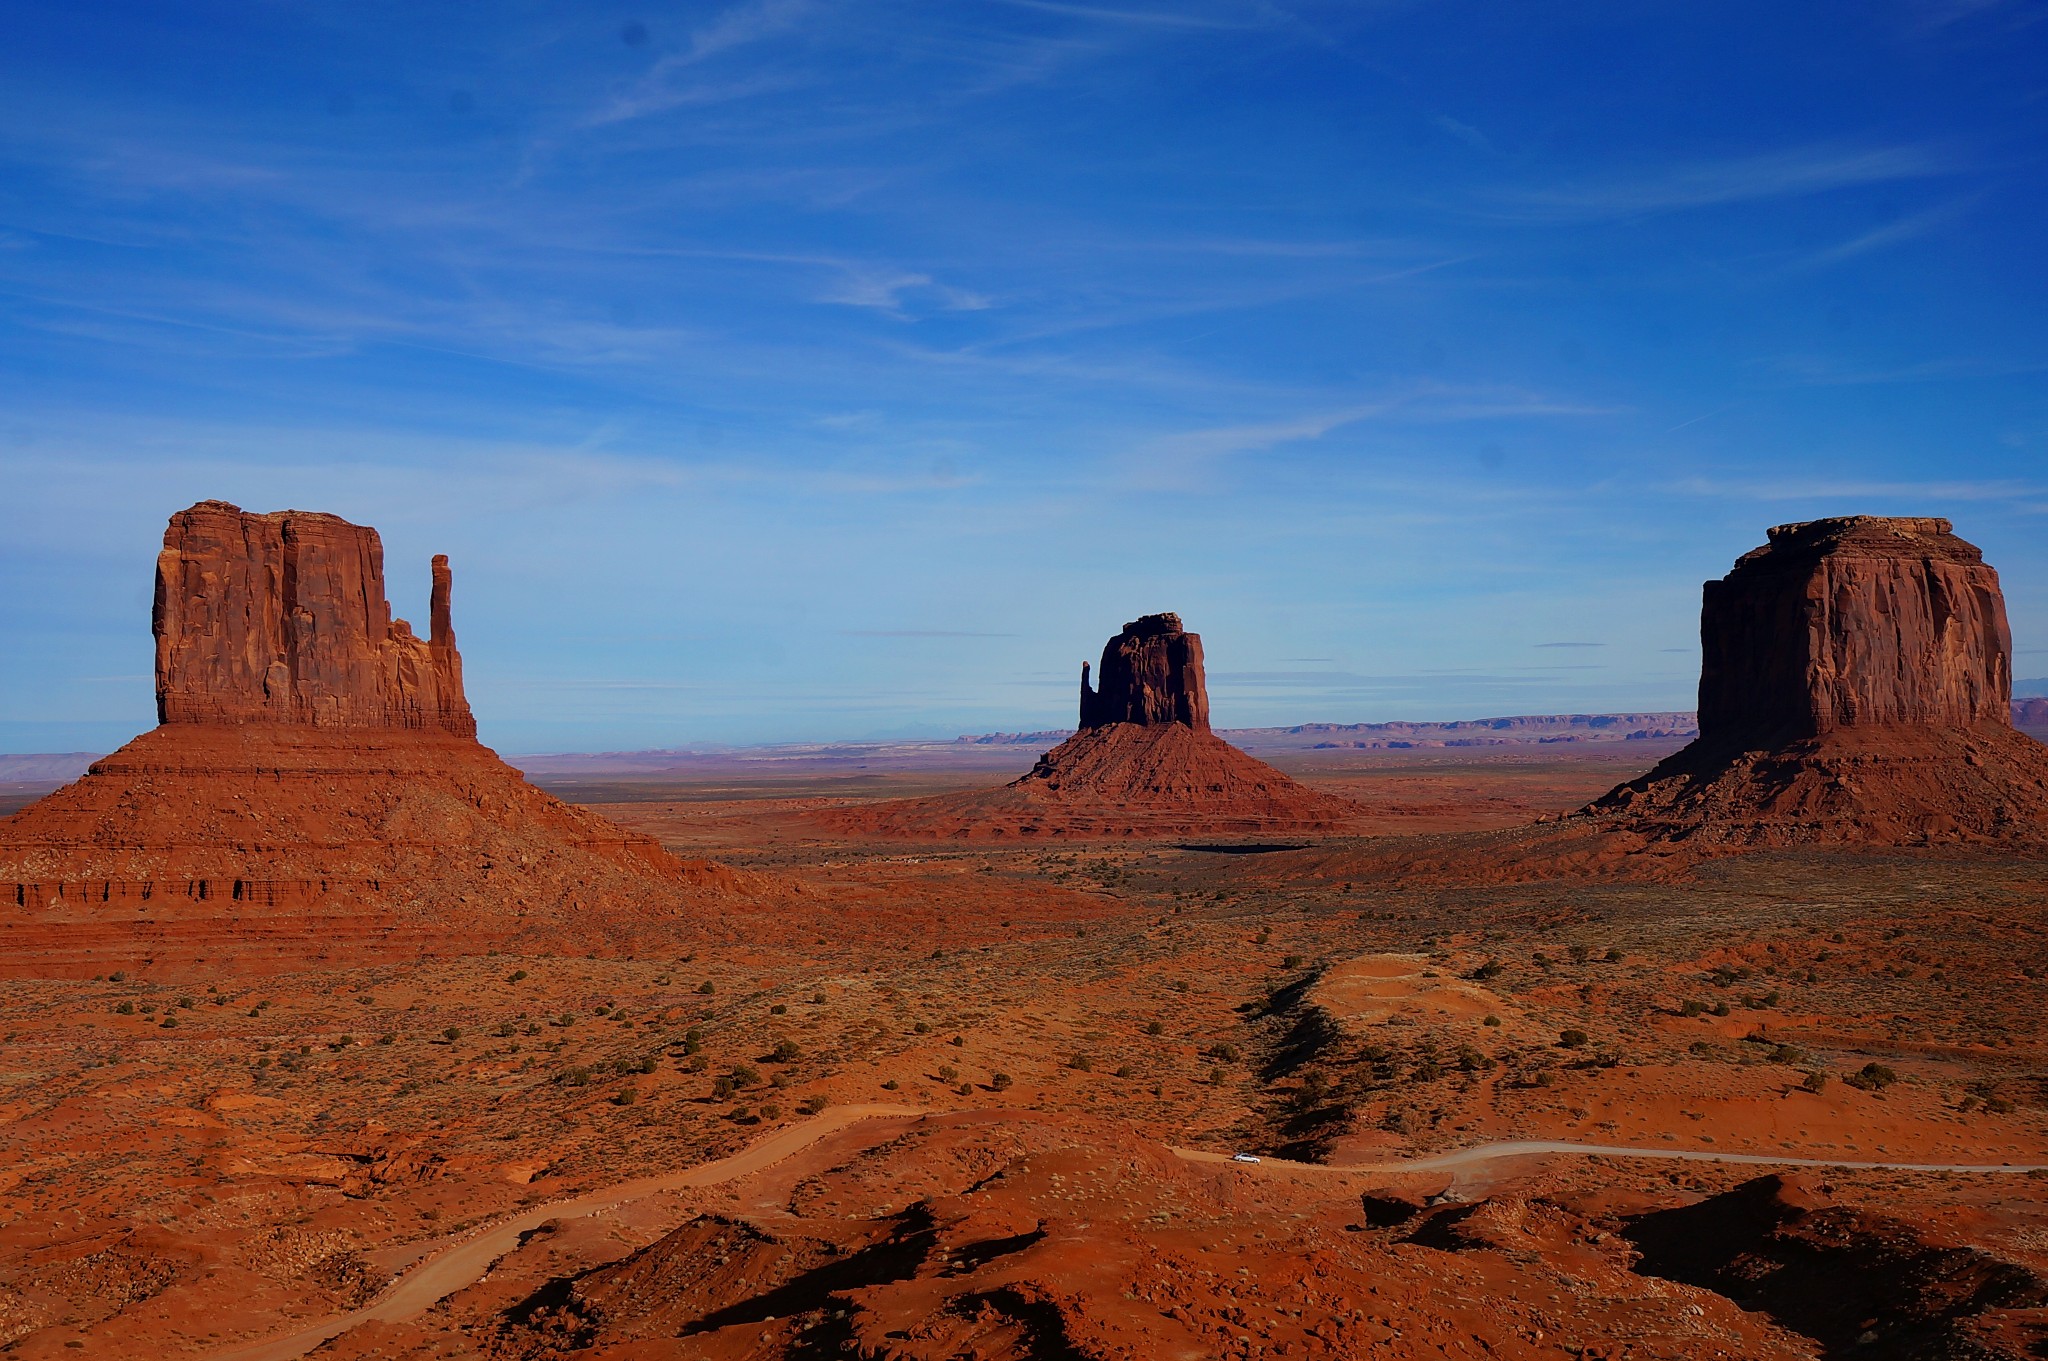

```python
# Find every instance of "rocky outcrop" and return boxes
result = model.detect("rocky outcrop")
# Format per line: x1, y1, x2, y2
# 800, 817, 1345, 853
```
153, 500, 472, 735
824, 612, 1358, 838
1584, 516, 2048, 849
1079, 613, 1209, 731
0, 501, 728, 977
1697, 516, 2011, 744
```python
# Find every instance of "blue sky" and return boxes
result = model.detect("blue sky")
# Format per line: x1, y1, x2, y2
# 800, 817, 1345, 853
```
2, 0, 2045, 752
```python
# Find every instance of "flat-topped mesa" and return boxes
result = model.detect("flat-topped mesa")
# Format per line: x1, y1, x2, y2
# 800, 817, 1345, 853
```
1078, 612, 1210, 732
1698, 515, 2013, 745
152, 500, 475, 736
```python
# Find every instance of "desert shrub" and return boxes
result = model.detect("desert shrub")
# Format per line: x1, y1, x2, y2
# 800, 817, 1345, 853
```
730, 1063, 761, 1088
697, 981, 716, 995
1468, 959, 1505, 981
989, 1072, 1013, 1091
770, 1004, 787, 1015
798, 1095, 828, 1115
760, 1103, 782, 1120
1604, 948, 1624, 963
913, 1021, 932, 1034
1069, 1055, 1093, 1072
1680, 1000, 1705, 1017
950, 1035, 966, 1047
333, 1035, 354, 1048
1710, 1002, 1730, 1017
1558, 1029, 1589, 1049
1282, 954, 1305, 969
712, 1076, 736, 1099
560, 1066, 592, 1087
115, 1001, 134, 1015
378, 1033, 396, 1045
1143, 1020, 1165, 1036
508, 969, 528, 982
1801, 1070, 1829, 1093
686, 1054, 708, 1072
937, 1064, 958, 1082
1205, 1042, 1241, 1064
1483, 1014, 1502, 1028
1568, 944, 1592, 964
442, 1027, 462, 1042
881, 1078, 900, 1090
1114, 1064, 1133, 1078
1845, 1062, 1899, 1091
811, 992, 826, 1004
160, 1016, 179, 1028
771, 1039, 801, 1062
613, 1087, 637, 1107
179, 996, 196, 1009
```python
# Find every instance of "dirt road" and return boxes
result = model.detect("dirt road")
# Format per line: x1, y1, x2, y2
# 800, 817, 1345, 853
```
1172, 1139, 2048, 1176
212, 1103, 924, 1361
211, 1109, 2041, 1360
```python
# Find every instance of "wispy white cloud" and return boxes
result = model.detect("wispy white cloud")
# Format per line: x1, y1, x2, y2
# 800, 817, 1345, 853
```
1792, 196, 1979, 269
1758, 353, 2048, 386
1670, 475, 2044, 502
583, 0, 815, 127
817, 269, 995, 315
982, 0, 1257, 29
1489, 143, 1964, 221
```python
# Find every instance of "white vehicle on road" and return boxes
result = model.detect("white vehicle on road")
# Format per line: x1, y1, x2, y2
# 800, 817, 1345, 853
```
1231, 1152, 1261, 1164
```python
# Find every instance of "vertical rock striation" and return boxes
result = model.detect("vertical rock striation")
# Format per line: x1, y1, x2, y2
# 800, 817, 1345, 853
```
1078, 613, 1211, 731
152, 500, 474, 735
1697, 516, 2011, 744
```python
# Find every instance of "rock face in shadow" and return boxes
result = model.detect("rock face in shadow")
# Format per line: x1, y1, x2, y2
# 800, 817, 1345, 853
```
1697, 516, 2011, 743
154, 500, 473, 735
0, 501, 727, 977
1585, 515, 2048, 850
824, 612, 1359, 838
1079, 613, 1209, 731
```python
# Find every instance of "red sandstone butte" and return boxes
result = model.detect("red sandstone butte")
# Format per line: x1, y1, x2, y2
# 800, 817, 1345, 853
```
1079, 612, 1211, 731
154, 501, 474, 734
828, 613, 1359, 838
0, 501, 723, 977
1587, 516, 2048, 847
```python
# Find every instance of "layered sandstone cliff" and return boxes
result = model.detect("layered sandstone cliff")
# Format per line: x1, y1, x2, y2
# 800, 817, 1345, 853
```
0, 501, 723, 976
1586, 516, 2048, 848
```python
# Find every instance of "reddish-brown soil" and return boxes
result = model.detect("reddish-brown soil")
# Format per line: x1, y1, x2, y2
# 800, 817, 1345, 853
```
2, 738, 2045, 1360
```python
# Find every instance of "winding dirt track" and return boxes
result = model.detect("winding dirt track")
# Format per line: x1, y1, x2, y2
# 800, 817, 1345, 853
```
212, 1104, 924, 1361
210, 1108, 2045, 1361
1173, 1139, 2048, 1177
